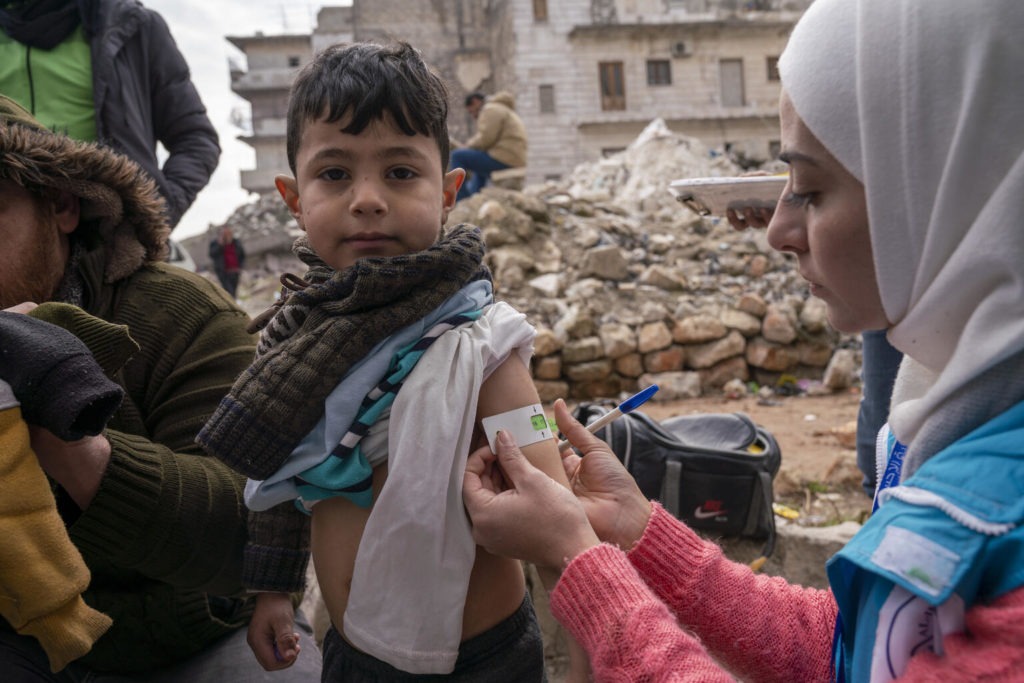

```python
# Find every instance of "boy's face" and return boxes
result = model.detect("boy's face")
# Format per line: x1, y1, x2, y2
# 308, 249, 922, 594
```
277, 112, 464, 272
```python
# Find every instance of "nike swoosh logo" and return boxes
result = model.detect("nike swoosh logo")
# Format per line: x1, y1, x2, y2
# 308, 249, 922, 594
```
693, 507, 728, 520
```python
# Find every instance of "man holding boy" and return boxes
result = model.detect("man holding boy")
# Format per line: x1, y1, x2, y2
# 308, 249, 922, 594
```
0, 95, 321, 679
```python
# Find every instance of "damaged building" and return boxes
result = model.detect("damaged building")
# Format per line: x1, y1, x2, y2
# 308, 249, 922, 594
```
227, 0, 812, 195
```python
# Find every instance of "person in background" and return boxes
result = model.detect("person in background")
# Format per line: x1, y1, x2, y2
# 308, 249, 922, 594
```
209, 226, 246, 298
463, 0, 1024, 679
0, 94, 321, 680
449, 91, 527, 201
0, 0, 220, 228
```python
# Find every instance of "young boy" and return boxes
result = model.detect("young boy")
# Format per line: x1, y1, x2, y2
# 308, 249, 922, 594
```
198, 42, 570, 679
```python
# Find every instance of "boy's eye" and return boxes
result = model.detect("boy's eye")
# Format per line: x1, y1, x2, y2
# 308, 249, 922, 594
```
782, 191, 815, 208
387, 166, 417, 181
319, 168, 349, 181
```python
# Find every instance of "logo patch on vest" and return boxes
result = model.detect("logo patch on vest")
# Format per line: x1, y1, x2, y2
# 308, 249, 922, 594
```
871, 526, 959, 598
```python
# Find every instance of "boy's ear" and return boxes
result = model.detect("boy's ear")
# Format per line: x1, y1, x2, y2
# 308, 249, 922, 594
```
441, 169, 465, 221
275, 175, 303, 226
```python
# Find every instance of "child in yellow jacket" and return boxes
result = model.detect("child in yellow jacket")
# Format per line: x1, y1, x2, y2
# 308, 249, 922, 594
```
0, 306, 134, 671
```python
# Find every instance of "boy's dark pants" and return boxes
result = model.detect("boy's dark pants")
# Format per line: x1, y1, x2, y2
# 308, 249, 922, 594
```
322, 593, 546, 682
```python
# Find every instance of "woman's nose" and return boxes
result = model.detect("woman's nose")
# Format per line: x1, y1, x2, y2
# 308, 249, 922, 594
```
766, 199, 807, 255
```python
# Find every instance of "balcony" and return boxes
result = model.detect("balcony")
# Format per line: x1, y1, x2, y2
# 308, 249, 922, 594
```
576, 102, 777, 128
230, 68, 298, 94
240, 168, 279, 195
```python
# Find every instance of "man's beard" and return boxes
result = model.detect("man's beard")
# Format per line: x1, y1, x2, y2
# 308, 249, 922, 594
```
0, 211, 67, 309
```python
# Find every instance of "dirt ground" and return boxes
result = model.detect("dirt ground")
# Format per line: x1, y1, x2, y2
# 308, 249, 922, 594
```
624, 388, 874, 525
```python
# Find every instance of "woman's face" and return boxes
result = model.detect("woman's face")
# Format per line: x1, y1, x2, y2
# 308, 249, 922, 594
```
767, 91, 889, 334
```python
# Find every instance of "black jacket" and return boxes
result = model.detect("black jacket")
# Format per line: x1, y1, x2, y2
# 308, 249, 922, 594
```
88, 0, 220, 227
0, 0, 220, 227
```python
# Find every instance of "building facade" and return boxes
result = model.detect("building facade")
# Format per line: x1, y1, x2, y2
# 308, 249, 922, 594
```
227, 0, 810, 194
227, 32, 314, 194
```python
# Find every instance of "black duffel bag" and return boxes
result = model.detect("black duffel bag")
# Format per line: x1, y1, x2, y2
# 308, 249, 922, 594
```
572, 402, 782, 563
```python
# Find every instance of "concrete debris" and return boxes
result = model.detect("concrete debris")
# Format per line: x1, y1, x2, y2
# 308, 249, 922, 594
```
187, 121, 862, 401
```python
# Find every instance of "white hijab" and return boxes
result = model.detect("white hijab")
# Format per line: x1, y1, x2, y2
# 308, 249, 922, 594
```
779, 0, 1024, 472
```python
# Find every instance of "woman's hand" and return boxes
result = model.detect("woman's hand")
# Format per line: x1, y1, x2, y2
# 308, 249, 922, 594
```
726, 205, 774, 231
464, 429, 600, 571
725, 170, 777, 231
553, 399, 652, 551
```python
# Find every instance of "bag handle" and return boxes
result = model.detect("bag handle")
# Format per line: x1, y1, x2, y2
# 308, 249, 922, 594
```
660, 459, 682, 518
749, 470, 777, 572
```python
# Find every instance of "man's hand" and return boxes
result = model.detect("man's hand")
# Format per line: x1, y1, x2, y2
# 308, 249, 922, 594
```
4, 302, 38, 314
29, 428, 111, 510
553, 399, 652, 551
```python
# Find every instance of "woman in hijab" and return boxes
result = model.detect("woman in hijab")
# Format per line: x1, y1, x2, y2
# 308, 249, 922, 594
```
462, 0, 1024, 680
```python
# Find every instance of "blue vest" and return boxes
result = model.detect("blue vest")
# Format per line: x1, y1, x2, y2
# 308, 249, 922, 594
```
827, 401, 1024, 681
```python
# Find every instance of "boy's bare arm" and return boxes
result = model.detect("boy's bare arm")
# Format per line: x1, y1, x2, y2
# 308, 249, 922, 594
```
475, 353, 594, 681
476, 354, 569, 487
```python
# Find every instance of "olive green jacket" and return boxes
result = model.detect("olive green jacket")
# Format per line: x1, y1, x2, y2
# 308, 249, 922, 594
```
64, 249, 258, 672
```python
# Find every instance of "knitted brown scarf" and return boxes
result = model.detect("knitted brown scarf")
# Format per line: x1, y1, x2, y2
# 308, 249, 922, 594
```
197, 224, 490, 479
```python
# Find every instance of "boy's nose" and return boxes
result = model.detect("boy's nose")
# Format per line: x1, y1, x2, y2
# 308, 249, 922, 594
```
349, 178, 388, 216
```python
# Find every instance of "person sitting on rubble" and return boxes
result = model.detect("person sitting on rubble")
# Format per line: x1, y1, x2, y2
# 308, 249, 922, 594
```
462, 0, 1024, 679
449, 91, 527, 201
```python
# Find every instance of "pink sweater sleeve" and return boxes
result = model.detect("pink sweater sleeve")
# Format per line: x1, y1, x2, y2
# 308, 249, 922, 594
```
626, 504, 836, 682
551, 503, 1024, 682
552, 503, 835, 682
551, 544, 734, 682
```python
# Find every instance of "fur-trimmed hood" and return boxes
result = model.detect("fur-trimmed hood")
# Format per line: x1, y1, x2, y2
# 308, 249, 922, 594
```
0, 95, 169, 283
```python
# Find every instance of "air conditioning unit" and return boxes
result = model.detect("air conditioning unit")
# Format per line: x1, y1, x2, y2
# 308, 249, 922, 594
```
671, 41, 692, 58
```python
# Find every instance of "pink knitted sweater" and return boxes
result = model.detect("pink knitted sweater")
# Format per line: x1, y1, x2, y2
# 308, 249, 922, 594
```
550, 504, 1024, 681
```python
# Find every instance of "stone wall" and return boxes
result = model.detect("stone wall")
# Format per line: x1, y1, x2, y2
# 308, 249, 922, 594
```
446, 120, 860, 403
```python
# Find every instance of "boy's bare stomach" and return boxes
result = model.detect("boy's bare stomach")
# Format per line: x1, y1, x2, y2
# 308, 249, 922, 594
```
311, 464, 526, 646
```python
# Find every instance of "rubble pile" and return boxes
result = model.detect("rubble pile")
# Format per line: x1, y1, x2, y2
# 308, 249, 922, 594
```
205, 119, 860, 402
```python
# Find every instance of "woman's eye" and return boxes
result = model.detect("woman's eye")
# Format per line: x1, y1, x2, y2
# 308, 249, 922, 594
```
782, 191, 814, 208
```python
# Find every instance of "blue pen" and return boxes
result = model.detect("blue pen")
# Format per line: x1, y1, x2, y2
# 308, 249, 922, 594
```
556, 384, 659, 450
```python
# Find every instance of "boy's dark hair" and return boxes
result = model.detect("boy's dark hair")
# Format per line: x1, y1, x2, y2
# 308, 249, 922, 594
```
464, 92, 486, 107
286, 42, 452, 174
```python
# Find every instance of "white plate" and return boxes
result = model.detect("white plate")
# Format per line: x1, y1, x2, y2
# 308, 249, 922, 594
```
668, 175, 788, 217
